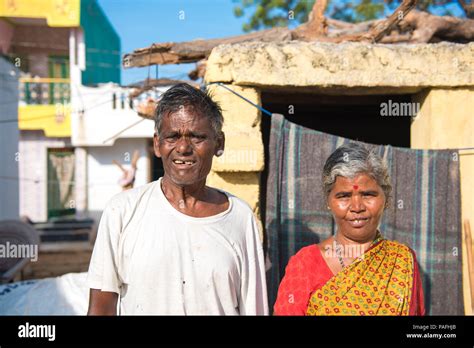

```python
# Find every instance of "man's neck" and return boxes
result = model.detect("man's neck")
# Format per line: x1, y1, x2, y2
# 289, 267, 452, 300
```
160, 176, 208, 209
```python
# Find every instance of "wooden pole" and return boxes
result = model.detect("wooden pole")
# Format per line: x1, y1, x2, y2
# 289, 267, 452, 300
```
464, 219, 474, 312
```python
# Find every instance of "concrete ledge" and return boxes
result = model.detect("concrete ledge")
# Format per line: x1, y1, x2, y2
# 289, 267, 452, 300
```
206, 42, 474, 88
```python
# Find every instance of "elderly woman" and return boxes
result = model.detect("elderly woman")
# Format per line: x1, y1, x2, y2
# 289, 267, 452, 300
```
274, 144, 425, 316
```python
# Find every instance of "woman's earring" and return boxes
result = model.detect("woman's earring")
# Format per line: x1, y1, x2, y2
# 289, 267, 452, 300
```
216, 149, 224, 157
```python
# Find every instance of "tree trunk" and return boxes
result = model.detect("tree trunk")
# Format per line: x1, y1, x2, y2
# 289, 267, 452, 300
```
123, 27, 291, 68
401, 10, 474, 43
293, 0, 328, 39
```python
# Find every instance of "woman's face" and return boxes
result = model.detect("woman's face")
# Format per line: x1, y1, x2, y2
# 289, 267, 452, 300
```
328, 173, 386, 243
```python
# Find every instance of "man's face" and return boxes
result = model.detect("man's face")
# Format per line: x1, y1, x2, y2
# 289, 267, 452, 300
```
153, 106, 224, 187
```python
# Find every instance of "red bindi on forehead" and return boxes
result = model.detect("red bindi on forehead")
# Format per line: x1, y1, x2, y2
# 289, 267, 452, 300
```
353, 185, 359, 190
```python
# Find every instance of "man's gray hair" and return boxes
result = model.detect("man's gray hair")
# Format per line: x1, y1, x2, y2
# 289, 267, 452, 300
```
154, 83, 223, 138
322, 143, 392, 206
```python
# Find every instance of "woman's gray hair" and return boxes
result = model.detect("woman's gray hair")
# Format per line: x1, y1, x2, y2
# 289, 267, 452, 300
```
322, 143, 392, 207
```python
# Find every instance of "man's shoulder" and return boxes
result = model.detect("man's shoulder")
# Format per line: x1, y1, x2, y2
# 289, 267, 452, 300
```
211, 187, 254, 218
212, 187, 255, 221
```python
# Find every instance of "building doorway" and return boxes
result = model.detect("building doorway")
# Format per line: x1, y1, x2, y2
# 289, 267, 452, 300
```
47, 147, 75, 219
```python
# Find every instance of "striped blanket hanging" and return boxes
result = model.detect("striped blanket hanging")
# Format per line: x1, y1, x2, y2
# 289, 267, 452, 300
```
266, 113, 464, 315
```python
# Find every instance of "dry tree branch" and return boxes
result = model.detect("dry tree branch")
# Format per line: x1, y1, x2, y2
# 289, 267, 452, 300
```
293, 0, 328, 40
336, 0, 418, 42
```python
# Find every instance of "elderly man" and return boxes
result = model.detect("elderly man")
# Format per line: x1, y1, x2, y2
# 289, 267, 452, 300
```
87, 83, 268, 315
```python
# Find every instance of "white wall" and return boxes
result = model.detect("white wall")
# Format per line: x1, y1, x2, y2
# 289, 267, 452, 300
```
87, 138, 150, 212
69, 28, 85, 87
0, 57, 20, 220
71, 83, 162, 147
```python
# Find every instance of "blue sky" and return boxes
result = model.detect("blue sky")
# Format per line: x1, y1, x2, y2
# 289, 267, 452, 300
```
98, 0, 250, 85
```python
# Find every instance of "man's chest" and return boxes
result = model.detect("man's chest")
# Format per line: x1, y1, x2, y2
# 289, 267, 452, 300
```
119, 221, 243, 287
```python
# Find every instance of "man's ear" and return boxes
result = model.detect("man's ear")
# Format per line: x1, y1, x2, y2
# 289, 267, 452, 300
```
153, 133, 162, 158
216, 132, 225, 155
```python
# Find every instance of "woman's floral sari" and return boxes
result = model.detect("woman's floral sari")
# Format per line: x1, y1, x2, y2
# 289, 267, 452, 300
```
306, 237, 419, 316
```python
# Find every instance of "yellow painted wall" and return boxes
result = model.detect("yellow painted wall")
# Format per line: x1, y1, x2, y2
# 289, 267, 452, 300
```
412, 87, 474, 315
212, 128, 264, 172
19, 104, 71, 137
0, 0, 80, 27
208, 171, 260, 211
207, 84, 264, 205
205, 84, 265, 240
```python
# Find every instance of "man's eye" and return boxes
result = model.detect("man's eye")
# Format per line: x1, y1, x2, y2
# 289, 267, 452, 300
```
192, 135, 206, 142
337, 194, 350, 199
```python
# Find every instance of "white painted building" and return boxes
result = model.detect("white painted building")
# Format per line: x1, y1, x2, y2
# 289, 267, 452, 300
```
1, 0, 169, 225
71, 83, 168, 221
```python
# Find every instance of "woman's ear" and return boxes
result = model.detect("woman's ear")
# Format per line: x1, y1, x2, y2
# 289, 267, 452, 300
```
153, 133, 162, 158
326, 196, 333, 212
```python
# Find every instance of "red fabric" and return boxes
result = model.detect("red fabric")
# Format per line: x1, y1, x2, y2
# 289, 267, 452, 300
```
409, 250, 426, 316
273, 245, 333, 315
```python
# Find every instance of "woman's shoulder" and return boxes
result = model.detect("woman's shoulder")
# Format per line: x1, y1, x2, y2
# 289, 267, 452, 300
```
288, 244, 324, 268
383, 238, 418, 259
